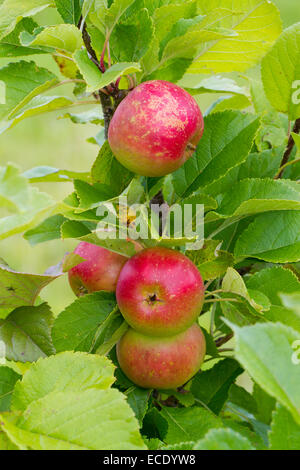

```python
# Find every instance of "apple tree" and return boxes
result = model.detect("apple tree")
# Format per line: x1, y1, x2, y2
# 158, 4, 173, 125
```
0, 0, 300, 451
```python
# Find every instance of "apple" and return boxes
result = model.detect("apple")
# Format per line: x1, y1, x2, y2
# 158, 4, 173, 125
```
116, 247, 204, 336
117, 323, 206, 389
108, 80, 204, 177
68, 242, 129, 296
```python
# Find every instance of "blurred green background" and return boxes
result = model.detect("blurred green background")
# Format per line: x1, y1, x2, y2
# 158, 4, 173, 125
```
1, 0, 300, 315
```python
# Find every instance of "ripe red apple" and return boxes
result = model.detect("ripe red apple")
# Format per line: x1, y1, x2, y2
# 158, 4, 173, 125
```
117, 323, 206, 389
116, 247, 204, 336
68, 242, 129, 296
108, 80, 204, 177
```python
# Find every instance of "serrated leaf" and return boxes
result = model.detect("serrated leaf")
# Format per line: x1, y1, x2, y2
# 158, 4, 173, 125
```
91, 140, 133, 193
11, 351, 115, 411
261, 22, 300, 120
22, 166, 90, 183
246, 267, 300, 306
269, 403, 300, 450
1, 388, 146, 449
0, 0, 52, 40
24, 215, 67, 245
172, 111, 260, 199
105, 0, 136, 36
60, 108, 103, 124
52, 292, 117, 352
252, 383, 276, 425
182, 74, 248, 96
0, 367, 21, 411
1, 95, 74, 132
189, 0, 282, 74
234, 211, 300, 263
227, 321, 300, 426
0, 60, 57, 120
0, 18, 46, 57
194, 428, 254, 450
218, 178, 300, 217
21, 24, 83, 53
190, 358, 243, 414
0, 263, 59, 318
0, 303, 55, 363
55, 0, 83, 24
111, 7, 154, 62
160, 406, 223, 444
186, 240, 234, 281
125, 387, 151, 425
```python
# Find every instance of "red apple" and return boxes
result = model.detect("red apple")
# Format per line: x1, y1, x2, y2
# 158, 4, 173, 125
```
108, 80, 204, 177
116, 247, 204, 336
117, 323, 206, 389
68, 242, 129, 296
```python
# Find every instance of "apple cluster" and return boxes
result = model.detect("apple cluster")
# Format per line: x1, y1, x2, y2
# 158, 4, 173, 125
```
68, 80, 206, 389
69, 244, 206, 390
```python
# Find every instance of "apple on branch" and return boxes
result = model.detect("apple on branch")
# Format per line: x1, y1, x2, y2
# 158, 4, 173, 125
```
116, 246, 205, 336
108, 80, 204, 177
117, 323, 206, 389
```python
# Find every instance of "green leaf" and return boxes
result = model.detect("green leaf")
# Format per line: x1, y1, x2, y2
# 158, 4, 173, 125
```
0, 0, 53, 40
1, 389, 146, 449
252, 383, 276, 425
202, 146, 285, 199
0, 303, 55, 363
92, 61, 142, 92
161, 29, 237, 65
189, 0, 282, 73
73, 48, 103, 91
186, 240, 234, 281
190, 358, 243, 414
261, 22, 300, 120
153, 1, 197, 44
0, 367, 21, 412
55, 0, 83, 24
52, 292, 117, 352
111, 7, 154, 62
222, 267, 266, 313
11, 351, 115, 411
21, 24, 83, 53
227, 321, 300, 426
0, 18, 46, 57
194, 428, 254, 450
246, 267, 300, 306
234, 211, 300, 263
217, 179, 300, 218
60, 108, 103, 124
24, 215, 67, 245
181, 74, 248, 96
172, 111, 260, 199
1, 95, 74, 132
105, 0, 136, 37
125, 387, 151, 425
23, 166, 90, 183
269, 403, 300, 450
160, 406, 223, 444
0, 262, 59, 319
0, 60, 57, 120
91, 140, 133, 193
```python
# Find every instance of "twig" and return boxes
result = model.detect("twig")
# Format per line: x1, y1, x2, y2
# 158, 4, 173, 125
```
274, 157, 300, 179
276, 118, 300, 179
215, 333, 233, 347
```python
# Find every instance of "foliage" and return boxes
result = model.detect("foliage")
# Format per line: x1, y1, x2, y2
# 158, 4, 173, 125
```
0, 0, 299, 451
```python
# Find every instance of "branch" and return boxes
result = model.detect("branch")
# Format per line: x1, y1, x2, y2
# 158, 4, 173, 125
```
275, 118, 300, 179
215, 333, 233, 348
